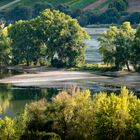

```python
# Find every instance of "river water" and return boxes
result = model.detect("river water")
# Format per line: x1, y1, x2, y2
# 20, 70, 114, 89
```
85, 35, 102, 63
0, 31, 119, 118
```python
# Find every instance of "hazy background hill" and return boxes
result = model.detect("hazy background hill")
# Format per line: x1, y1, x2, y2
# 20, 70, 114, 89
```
0, 0, 140, 26
128, 0, 140, 12
1, 0, 140, 12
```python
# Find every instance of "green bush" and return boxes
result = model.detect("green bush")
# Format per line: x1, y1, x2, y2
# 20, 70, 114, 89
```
25, 87, 140, 140
0, 87, 140, 139
21, 131, 61, 140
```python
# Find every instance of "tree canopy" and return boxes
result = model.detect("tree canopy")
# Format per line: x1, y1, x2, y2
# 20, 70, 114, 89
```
9, 9, 89, 67
0, 24, 11, 66
98, 22, 135, 70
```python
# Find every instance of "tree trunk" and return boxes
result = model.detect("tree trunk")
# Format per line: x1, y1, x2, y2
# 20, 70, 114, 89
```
26, 60, 30, 66
126, 62, 130, 71
115, 61, 119, 71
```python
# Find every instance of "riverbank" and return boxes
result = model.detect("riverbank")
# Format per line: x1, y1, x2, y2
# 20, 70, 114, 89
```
0, 67, 140, 91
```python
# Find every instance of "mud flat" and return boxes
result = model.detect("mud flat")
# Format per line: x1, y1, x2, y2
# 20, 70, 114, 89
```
0, 69, 140, 91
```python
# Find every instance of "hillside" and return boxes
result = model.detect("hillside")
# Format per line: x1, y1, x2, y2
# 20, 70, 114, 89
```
1, 0, 140, 13
128, 0, 140, 13
0, 0, 13, 6
0, 0, 113, 12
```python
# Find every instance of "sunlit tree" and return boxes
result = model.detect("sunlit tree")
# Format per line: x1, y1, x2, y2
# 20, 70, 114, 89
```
98, 22, 134, 70
0, 24, 11, 65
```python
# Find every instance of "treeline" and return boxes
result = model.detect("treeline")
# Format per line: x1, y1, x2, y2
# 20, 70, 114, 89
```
0, 0, 140, 26
0, 9, 88, 67
1, 9, 140, 71
109, 0, 128, 12
0, 87, 140, 140
98, 22, 140, 71
1, 8, 140, 71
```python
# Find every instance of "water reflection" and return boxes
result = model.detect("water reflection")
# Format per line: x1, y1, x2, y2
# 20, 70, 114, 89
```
0, 84, 58, 118
0, 68, 23, 79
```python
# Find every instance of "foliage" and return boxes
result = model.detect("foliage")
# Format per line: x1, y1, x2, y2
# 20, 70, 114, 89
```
23, 87, 140, 140
22, 131, 61, 140
130, 24, 140, 71
5, 6, 33, 23
70, 63, 116, 72
37, 9, 89, 67
33, 3, 54, 17
9, 20, 44, 65
99, 8, 120, 24
9, 9, 89, 67
127, 12, 140, 24
98, 22, 135, 70
109, 0, 128, 12
0, 87, 140, 139
0, 0, 139, 26
0, 24, 11, 65
0, 117, 17, 140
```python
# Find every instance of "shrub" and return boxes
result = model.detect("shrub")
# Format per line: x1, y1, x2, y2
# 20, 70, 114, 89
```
25, 87, 140, 140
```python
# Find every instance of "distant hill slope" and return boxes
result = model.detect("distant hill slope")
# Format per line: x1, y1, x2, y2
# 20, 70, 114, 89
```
1, 0, 140, 13
128, 0, 140, 13
0, 0, 14, 6
0, 0, 20, 11
0, 0, 113, 12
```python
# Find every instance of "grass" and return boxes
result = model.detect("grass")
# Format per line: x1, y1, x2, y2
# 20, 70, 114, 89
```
93, 0, 113, 12
70, 64, 116, 72
70, 0, 98, 9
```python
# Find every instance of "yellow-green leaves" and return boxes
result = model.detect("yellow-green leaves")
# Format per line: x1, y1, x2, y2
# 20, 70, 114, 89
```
9, 9, 89, 67
98, 22, 135, 71
0, 25, 11, 65
23, 87, 140, 139
0, 117, 16, 140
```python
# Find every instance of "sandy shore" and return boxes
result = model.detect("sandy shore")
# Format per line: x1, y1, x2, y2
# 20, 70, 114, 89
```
0, 67, 140, 90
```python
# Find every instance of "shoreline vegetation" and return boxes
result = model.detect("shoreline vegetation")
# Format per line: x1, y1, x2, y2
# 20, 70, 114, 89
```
0, 87, 140, 139
86, 24, 139, 28
0, 65, 140, 91
0, 5, 140, 139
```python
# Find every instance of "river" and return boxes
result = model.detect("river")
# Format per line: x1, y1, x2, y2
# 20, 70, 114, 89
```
0, 28, 122, 118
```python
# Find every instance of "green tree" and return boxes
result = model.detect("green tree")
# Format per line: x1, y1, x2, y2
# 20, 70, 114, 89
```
0, 24, 11, 66
0, 117, 16, 140
130, 24, 140, 71
33, 3, 54, 17
94, 87, 140, 140
5, 6, 33, 23
9, 20, 46, 65
98, 22, 134, 70
35, 9, 89, 67
99, 8, 120, 24
109, 0, 127, 12
9, 9, 88, 67
25, 87, 140, 140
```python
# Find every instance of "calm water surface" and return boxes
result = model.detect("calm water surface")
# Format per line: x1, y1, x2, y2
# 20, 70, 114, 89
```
0, 34, 116, 117
0, 82, 120, 118
85, 35, 102, 63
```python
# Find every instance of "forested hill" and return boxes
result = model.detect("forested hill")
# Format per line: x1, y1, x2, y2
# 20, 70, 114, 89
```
0, 0, 140, 13
0, 0, 140, 26
0, 0, 112, 12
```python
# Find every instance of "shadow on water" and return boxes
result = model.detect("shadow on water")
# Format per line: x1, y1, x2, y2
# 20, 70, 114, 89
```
0, 84, 59, 118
